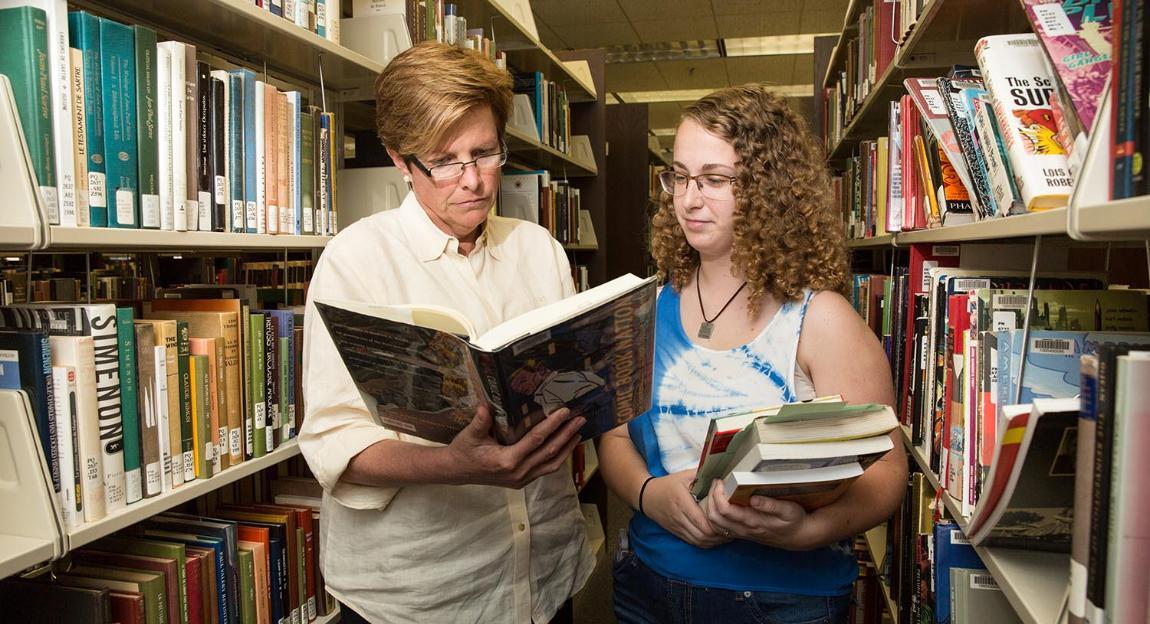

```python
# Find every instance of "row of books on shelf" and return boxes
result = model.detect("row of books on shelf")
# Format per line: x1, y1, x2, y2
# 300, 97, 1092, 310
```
498, 170, 585, 245
881, 477, 1021, 624
847, 544, 888, 624
0, 6, 338, 236
849, 253, 1150, 622
824, 0, 897, 134
831, 2, 1148, 239
0, 296, 304, 533
256, 0, 341, 43
0, 475, 335, 624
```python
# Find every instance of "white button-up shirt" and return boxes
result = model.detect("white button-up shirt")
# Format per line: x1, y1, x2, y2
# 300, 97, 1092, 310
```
299, 192, 595, 624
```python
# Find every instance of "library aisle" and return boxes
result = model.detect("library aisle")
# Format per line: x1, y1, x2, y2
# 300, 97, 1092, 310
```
0, 0, 1146, 623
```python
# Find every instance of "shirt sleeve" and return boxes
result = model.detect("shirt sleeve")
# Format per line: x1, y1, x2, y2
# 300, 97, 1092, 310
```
299, 244, 400, 510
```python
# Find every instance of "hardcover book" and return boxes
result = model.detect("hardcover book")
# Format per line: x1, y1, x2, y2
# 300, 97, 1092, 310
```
314, 273, 657, 445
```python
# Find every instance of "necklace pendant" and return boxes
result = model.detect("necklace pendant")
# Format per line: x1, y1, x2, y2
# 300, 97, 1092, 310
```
697, 321, 715, 339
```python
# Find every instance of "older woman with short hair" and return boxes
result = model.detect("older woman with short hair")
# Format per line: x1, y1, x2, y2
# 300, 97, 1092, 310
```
299, 42, 594, 624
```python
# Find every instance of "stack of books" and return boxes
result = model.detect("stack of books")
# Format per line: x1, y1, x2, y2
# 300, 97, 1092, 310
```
690, 397, 899, 509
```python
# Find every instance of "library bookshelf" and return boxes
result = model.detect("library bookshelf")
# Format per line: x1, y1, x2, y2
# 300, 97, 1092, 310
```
0, 5, 607, 616
826, 1, 1150, 623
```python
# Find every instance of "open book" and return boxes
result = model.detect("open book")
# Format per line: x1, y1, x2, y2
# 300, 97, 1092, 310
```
690, 397, 898, 509
314, 274, 657, 445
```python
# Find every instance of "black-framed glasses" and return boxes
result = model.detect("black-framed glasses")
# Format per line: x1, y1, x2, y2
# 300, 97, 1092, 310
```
657, 169, 737, 200
405, 146, 509, 181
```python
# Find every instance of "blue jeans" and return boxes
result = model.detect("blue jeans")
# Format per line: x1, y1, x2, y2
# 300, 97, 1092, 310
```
612, 550, 851, 624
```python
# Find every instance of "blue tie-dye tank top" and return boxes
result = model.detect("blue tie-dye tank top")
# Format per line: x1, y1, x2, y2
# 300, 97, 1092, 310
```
625, 285, 858, 596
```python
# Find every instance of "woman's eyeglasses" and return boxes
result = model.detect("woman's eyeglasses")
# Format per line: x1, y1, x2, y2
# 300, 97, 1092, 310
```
405, 148, 509, 181
657, 170, 737, 200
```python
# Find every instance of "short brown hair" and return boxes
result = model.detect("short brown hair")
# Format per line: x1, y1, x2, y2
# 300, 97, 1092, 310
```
374, 42, 513, 156
649, 84, 848, 309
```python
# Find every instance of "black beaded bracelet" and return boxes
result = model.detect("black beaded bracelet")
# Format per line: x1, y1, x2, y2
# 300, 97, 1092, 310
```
638, 475, 656, 516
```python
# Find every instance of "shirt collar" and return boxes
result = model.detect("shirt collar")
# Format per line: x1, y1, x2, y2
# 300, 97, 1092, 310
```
398, 191, 502, 262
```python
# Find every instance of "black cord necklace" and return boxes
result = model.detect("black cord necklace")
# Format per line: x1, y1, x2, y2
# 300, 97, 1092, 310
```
695, 265, 747, 339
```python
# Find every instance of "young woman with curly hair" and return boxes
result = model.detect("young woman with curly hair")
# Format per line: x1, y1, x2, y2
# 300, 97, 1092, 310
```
599, 84, 907, 624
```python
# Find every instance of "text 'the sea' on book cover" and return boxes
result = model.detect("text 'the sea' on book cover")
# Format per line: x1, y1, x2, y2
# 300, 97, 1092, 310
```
315, 274, 657, 445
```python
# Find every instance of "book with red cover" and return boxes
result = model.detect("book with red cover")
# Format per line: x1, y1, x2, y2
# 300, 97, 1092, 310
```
109, 591, 147, 624
185, 546, 216, 624
900, 244, 961, 427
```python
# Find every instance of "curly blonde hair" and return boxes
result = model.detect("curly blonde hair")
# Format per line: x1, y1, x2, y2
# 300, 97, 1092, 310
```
650, 84, 848, 309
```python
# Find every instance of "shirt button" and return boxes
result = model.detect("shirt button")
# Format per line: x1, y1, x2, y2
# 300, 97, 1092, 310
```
517, 523, 526, 532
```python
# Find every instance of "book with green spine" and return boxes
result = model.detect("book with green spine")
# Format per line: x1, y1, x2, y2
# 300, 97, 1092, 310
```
133, 24, 159, 228
115, 306, 142, 504
279, 335, 289, 444
176, 321, 194, 483
0, 6, 58, 220
98, 16, 138, 228
299, 110, 314, 235
249, 313, 266, 457
91, 535, 188, 624
237, 547, 255, 624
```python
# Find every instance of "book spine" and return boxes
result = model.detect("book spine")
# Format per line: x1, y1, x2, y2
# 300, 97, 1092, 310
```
160, 326, 181, 488
69, 12, 106, 226
82, 305, 127, 512
254, 81, 266, 234
156, 43, 172, 230
176, 321, 194, 482
237, 69, 258, 233
196, 61, 211, 231
42, 0, 76, 226
264, 83, 279, 235
115, 307, 142, 503
210, 75, 226, 232
971, 91, 1023, 216
1070, 353, 1098, 624
250, 313, 266, 457
133, 25, 159, 229
183, 43, 198, 231
69, 46, 90, 227
318, 112, 331, 235
189, 354, 209, 478
264, 314, 277, 451
167, 41, 187, 231
976, 34, 1074, 211
223, 314, 243, 466
51, 365, 80, 529
99, 17, 138, 228
1086, 344, 1119, 619
1106, 353, 1150, 623
134, 323, 161, 497
0, 7, 59, 224
241, 305, 252, 460
154, 343, 173, 493
213, 336, 228, 471
299, 109, 314, 235
228, 73, 244, 233
287, 91, 301, 236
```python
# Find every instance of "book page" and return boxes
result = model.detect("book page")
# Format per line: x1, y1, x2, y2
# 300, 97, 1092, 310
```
317, 298, 477, 339
473, 273, 649, 351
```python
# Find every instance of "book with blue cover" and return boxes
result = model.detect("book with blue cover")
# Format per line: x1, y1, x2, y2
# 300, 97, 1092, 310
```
99, 16, 138, 228
69, 11, 108, 226
934, 523, 985, 624
230, 68, 258, 233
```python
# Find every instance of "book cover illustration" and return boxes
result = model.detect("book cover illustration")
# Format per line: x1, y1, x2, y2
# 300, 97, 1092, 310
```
315, 278, 656, 445
1021, 0, 1112, 133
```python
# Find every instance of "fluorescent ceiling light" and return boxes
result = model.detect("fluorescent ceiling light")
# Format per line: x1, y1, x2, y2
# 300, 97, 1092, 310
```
723, 33, 836, 57
617, 84, 814, 103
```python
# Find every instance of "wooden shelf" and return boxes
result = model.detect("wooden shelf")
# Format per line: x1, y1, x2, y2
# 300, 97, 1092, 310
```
451, 0, 596, 102
564, 244, 598, 252
71, 0, 382, 91
826, 0, 1029, 160
846, 208, 1067, 248
67, 441, 301, 551
506, 125, 597, 177
899, 426, 1069, 624
43, 227, 332, 251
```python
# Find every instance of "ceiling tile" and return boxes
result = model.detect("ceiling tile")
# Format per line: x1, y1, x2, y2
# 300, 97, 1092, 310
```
714, 12, 802, 38
605, 62, 668, 91
654, 57, 730, 90
629, 18, 718, 43
646, 102, 685, 129
724, 55, 800, 86
531, 0, 629, 25
618, 0, 713, 21
712, 0, 808, 14
553, 21, 640, 48
800, 8, 848, 32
